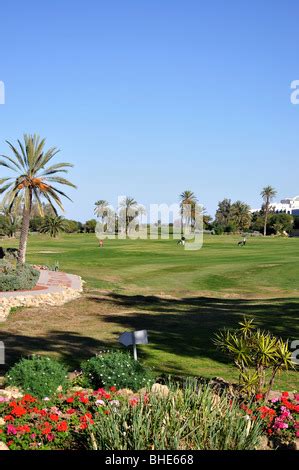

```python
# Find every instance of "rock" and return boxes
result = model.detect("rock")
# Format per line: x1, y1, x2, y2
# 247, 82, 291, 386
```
258, 436, 272, 450
151, 383, 169, 397
0, 387, 23, 400
0, 442, 9, 451
117, 388, 134, 397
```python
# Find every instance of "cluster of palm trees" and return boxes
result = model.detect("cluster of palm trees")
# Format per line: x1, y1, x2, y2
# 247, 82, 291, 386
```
94, 197, 146, 235
213, 186, 278, 233
0, 134, 76, 263
0, 133, 280, 265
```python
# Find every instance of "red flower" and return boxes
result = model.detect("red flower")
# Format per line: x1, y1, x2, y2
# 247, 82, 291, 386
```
129, 397, 139, 407
49, 414, 59, 422
110, 386, 117, 392
42, 424, 52, 435
21, 394, 36, 404
104, 410, 110, 415
281, 391, 289, 398
10, 404, 27, 417
7, 440, 14, 447
66, 408, 76, 415
255, 394, 263, 401
66, 397, 74, 403
4, 415, 14, 422
16, 425, 31, 434
80, 396, 89, 404
57, 421, 68, 432
80, 423, 87, 430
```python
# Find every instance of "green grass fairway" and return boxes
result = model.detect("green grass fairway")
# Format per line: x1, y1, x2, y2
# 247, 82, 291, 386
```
0, 233, 298, 389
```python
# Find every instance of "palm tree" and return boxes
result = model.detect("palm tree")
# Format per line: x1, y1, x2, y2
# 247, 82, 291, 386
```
230, 201, 252, 232
40, 215, 67, 238
0, 134, 76, 263
94, 200, 109, 223
179, 190, 197, 231
215, 198, 232, 228
119, 196, 138, 235
261, 186, 277, 236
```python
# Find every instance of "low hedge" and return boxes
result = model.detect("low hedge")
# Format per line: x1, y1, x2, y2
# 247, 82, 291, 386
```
81, 350, 155, 391
0, 260, 39, 292
5, 355, 69, 398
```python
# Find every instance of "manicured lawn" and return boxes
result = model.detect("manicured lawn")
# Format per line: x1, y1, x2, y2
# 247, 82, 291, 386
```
0, 233, 298, 389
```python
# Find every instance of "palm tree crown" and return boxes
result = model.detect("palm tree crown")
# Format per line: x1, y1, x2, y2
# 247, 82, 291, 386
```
261, 185, 277, 236
0, 134, 76, 215
94, 200, 109, 218
0, 134, 76, 262
40, 215, 67, 238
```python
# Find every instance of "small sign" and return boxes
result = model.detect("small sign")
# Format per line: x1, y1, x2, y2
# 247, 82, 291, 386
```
118, 330, 148, 360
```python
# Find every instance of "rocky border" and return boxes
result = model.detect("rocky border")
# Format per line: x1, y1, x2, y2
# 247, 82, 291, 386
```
0, 270, 83, 321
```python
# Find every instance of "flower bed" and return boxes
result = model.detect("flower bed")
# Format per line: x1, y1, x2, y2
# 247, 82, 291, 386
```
0, 383, 265, 450
0, 388, 120, 450
240, 392, 299, 448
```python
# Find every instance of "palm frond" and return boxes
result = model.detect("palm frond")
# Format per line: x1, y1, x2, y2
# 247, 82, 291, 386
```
44, 176, 77, 188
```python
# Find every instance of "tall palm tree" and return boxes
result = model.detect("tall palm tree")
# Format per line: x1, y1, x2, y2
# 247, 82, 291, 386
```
94, 199, 109, 224
230, 201, 252, 232
179, 190, 197, 231
119, 196, 138, 235
0, 134, 76, 263
261, 186, 277, 236
40, 215, 67, 238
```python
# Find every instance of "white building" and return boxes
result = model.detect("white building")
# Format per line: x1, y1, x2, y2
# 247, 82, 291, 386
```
271, 196, 299, 216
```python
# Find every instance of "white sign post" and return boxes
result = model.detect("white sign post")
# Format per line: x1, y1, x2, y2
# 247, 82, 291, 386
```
118, 330, 148, 361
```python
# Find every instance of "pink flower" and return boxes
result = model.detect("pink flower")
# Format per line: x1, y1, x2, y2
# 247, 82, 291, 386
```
7, 424, 17, 435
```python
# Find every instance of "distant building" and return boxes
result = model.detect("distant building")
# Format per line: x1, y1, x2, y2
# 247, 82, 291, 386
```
271, 196, 299, 216
250, 196, 299, 216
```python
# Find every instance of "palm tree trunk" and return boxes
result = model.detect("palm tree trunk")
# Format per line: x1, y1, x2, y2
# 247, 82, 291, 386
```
263, 210, 268, 236
263, 199, 269, 236
17, 196, 32, 265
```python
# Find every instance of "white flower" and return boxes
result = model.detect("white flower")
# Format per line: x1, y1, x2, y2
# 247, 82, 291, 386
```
43, 397, 50, 401
96, 399, 105, 406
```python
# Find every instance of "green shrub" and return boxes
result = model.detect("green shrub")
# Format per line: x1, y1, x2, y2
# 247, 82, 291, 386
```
6, 356, 69, 399
81, 350, 155, 391
88, 381, 264, 450
0, 260, 39, 292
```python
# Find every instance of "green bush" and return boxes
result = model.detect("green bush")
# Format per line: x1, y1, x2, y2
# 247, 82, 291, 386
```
88, 381, 264, 450
0, 260, 39, 292
6, 356, 69, 399
81, 350, 155, 391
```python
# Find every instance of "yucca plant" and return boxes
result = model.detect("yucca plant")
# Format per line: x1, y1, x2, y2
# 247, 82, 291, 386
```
213, 317, 294, 396
0, 134, 76, 263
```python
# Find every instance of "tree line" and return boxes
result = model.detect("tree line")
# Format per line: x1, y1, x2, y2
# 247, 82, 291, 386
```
0, 134, 297, 267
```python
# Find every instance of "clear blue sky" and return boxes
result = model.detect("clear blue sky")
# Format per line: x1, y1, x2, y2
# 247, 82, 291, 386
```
0, 0, 298, 221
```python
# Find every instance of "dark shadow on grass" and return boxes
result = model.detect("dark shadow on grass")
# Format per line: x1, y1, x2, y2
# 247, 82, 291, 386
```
87, 293, 299, 368
0, 331, 113, 374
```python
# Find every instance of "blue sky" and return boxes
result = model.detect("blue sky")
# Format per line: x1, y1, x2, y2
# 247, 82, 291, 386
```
0, 0, 298, 221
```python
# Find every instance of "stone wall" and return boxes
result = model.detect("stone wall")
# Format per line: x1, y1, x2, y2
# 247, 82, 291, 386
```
0, 272, 83, 322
